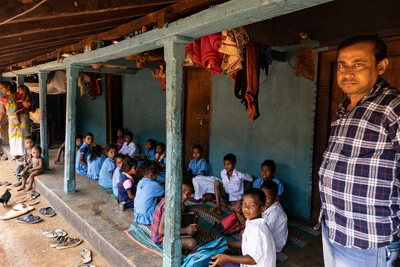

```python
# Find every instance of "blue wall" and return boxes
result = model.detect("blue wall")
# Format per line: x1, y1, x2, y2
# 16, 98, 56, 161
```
122, 70, 166, 153
209, 42, 317, 217
76, 76, 107, 146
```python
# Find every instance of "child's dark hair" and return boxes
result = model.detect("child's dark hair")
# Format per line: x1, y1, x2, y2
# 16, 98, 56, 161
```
89, 145, 103, 161
24, 135, 34, 141
117, 128, 124, 133
32, 144, 42, 154
114, 153, 125, 161
140, 160, 161, 175
156, 142, 166, 152
105, 143, 117, 153
193, 144, 203, 153
223, 153, 236, 164
261, 159, 276, 173
84, 132, 93, 139
146, 139, 156, 148
76, 135, 83, 140
121, 156, 138, 173
260, 180, 278, 196
182, 179, 194, 192
244, 188, 266, 206
125, 132, 133, 139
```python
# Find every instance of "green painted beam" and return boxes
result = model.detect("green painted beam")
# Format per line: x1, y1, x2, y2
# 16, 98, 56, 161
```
82, 66, 138, 74
39, 71, 50, 170
94, 59, 159, 69
2, 61, 64, 77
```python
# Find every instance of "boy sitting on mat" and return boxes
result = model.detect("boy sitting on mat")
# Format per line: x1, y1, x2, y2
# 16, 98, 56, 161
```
151, 180, 198, 251
252, 159, 284, 202
210, 153, 253, 214
210, 188, 276, 267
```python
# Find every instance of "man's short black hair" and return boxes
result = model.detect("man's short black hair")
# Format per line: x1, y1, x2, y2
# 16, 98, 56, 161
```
223, 153, 236, 164
244, 188, 266, 206
261, 159, 276, 173
338, 35, 387, 62
260, 180, 278, 196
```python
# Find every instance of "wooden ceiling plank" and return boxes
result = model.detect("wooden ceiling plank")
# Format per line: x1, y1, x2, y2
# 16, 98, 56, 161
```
0, 38, 83, 54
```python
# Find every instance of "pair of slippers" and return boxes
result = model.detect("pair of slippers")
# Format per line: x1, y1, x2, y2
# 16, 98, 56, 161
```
0, 181, 11, 186
16, 213, 42, 224
29, 190, 40, 199
42, 228, 67, 238
50, 236, 83, 250
39, 207, 56, 217
0, 203, 35, 220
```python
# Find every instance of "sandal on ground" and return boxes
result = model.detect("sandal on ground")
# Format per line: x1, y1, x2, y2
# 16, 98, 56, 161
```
16, 214, 43, 224
42, 229, 67, 238
12, 203, 34, 211
0, 181, 11, 186
56, 237, 82, 250
29, 190, 40, 199
23, 199, 39, 205
12, 181, 22, 187
39, 207, 56, 217
77, 265, 96, 267
80, 248, 92, 263
50, 236, 66, 248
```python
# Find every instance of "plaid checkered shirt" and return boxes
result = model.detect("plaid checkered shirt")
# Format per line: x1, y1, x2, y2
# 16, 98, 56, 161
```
319, 79, 400, 249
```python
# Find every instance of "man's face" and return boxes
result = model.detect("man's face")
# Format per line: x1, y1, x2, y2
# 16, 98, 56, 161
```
337, 42, 384, 99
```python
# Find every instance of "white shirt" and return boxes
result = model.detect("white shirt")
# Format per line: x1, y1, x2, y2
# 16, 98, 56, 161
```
118, 142, 138, 158
192, 175, 220, 200
262, 201, 288, 252
221, 169, 253, 201
241, 218, 276, 267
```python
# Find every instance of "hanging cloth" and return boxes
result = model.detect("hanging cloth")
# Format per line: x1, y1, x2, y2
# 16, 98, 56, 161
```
245, 41, 260, 122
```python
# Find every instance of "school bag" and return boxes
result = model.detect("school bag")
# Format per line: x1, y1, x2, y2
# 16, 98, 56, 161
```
213, 212, 245, 235
181, 237, 228, 267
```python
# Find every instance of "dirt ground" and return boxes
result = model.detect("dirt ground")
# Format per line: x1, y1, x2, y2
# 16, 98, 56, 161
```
0, 160, 109, 267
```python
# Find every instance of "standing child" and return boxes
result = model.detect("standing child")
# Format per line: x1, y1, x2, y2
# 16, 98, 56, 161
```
75, 133, 93, 175
252, 160, 284, 201
187, 145, 210, 176
99, 144, 117, 188
17, 145, 44, 192
210, 188, 276, 267
260, 180, 288, 252
118, 132, 138, 158
86, 145, 105, 180
154, 143, 166, 168
141, 139, 156, 159
112, 153, 125, 196
134, 160, 165, 225
14, 136, 35, 186
211, 153, 253, 214
116, 128, 125, 151
118, 156, 138, 209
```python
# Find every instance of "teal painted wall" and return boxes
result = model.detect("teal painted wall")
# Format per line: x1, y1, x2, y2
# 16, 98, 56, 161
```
209, 42, 318, 218
76, 76, 107, 146
122, 70, 166, 153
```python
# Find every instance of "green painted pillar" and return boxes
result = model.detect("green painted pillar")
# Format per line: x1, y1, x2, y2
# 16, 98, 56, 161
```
161, 36, 192, 267
16, 75, 24, 86
39, 71, 49, 169
64, 65, 81, 193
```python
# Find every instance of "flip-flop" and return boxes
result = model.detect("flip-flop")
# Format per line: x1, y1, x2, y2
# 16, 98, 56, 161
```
77, 264, 96, 267
16, 214, 43, 224
50, 235, 66, 248
23, 199, 39, 205
39, 207, 56, 217
80, 248, 92, 263
0, 181, 11, 186
12, 203, 34, 211
56, 237, 82, 250
29, 190, 40, 199
0, 205, 34, 220
42, 229, 67, 238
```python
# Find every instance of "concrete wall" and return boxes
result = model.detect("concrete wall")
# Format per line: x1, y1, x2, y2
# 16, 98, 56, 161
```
209, 42, 317, 217
76, 76, 107, 146
122, 70, 166, 153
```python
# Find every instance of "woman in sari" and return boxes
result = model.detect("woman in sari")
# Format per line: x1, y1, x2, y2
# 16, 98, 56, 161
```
0, 81, 31, 159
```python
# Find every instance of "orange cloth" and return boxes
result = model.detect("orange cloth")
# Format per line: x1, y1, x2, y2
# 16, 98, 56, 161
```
125, 52, 163, 68
245, 41, 260, 122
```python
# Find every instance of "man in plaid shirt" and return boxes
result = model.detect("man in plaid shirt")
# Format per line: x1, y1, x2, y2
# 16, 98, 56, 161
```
319, 35, 400, 266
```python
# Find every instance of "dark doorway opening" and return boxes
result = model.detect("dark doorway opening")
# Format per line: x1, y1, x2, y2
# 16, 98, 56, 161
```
105, 74, 123, 145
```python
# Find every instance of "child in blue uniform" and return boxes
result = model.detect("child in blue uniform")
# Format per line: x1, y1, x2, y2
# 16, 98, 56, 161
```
112, 153, 125, 196
75, 133, 93, 175
141, 139, 156, 159
154, 143, 166, 168
252, 159, 284, 202
86, 145, 105, 180
188, 144, 210, 176
118, 156, 138, 209
99, 144, 117, 188
134, 160, 165, 225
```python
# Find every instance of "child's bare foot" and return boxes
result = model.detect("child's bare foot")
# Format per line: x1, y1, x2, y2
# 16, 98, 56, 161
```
13, 181, 22, 187
17, 186, 25, 191
24, 186, 32, 192
53, 159, 60, 165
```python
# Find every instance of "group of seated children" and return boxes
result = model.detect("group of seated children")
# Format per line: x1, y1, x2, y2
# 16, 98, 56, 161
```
13, 135, 44, 192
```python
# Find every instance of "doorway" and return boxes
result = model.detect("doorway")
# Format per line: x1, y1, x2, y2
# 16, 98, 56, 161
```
311, 36, 400, 222
183, 67, 212, 167
105, 74, 123, 145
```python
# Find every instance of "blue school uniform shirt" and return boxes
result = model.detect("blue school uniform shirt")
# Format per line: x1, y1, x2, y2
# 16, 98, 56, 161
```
145, 148, 156, 159
112, 166, 122, 196
75, 142, 90, 175
86, 154, 105, 180
134, 178, 165, 225
118, 172, 136, 209
99, 157, 115, 188
188, 158, 210, 175
253, 177, 284, 197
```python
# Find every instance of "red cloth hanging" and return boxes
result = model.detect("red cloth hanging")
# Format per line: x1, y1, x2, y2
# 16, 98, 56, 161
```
245, 41, 260, 122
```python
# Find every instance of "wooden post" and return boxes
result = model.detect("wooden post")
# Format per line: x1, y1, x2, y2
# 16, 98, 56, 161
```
161, 36, 192, 267
64, 65, 81, 193
39, 71, 49, 169
16, 75, 24, 86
